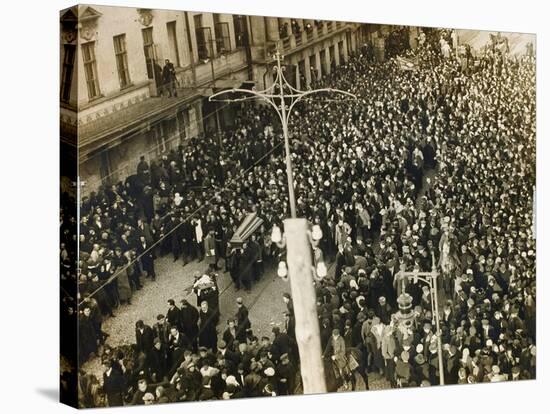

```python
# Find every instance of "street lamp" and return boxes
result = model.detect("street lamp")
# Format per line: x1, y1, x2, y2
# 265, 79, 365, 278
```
209, 47, 357, 218
209, 46, 357, 394
394, 252, 445, 385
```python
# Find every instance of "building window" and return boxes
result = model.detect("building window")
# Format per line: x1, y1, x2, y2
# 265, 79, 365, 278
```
81, 42, 100, 99
60, 44, 75, 103
142, 27, 155, 79
194, 14, 211, 60
233, 15, 247, 48
113, 34, 131, 89
166, 21, 181, 67
213, 14, 231, 54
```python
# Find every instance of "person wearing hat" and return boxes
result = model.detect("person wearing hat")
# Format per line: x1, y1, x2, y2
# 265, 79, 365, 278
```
412, 352, 430, 385
102, 358, 126, 407
428, 341, 440, 385
217, 339, 238, 375
130, 377, 155, 405
258, 365, 278, 396
324, 328, 350, 389
276, 352, 296, 395
395, 351, 412, 387
223, 375, 244, 399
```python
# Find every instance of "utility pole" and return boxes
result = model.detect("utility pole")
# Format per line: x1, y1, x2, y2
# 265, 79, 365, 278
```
284, 218, 326, 393
209, 47, 357, 394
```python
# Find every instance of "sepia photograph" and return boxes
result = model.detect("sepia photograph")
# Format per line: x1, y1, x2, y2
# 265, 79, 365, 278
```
58, 3, 536, 408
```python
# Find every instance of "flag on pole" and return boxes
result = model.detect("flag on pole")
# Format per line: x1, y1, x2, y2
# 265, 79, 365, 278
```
396, 55, 417, 71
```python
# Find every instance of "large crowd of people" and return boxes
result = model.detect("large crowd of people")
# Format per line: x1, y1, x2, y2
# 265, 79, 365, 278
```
60, 28, 536, 407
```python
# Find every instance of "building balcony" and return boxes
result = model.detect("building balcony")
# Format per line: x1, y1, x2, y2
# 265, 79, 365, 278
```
294, 31, 303, 47
77, 48, 249, 159
306, 28, 314, 43
282, 36, 291, 50
278, 22, 351, 55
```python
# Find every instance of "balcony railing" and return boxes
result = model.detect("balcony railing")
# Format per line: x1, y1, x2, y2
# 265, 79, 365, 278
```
282, 36, 291, 50
295, 31, 302, 47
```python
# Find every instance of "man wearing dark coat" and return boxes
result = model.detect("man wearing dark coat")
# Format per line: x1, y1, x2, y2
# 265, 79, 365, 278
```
148, 338, 168, 382
167, 326, 190, 370
217, 340, 239, 375
276, 353, 296, 395
235, 297, 251, 341
284, 311, 296, 339
137, 235, 156, 280
271, 327, 291, 363
239, 242, 254, 291
135, 320, 155, 359
79, 306, 99, 364
153, 314, 170, 347
166, 299, 180, 329
102, 360, 126, 407
179, 299, 199, 350
180, 219, 195, 264
162, 59, 177, 97
198, 301, 218, 353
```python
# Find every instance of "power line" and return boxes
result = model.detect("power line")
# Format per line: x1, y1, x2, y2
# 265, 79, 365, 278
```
78, 140, 284, 306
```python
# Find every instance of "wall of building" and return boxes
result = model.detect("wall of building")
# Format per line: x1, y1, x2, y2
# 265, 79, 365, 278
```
79, 98, 205, 195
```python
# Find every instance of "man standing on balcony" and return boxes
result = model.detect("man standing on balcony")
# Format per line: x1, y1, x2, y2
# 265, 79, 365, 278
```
162, 59, 177, 97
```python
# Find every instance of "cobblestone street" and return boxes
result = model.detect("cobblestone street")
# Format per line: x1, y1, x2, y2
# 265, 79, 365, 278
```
82, 254, 392, 391
83, 256, 288, 375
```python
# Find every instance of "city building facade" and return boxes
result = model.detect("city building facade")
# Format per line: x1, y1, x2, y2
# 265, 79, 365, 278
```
60, 5, 398, 194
